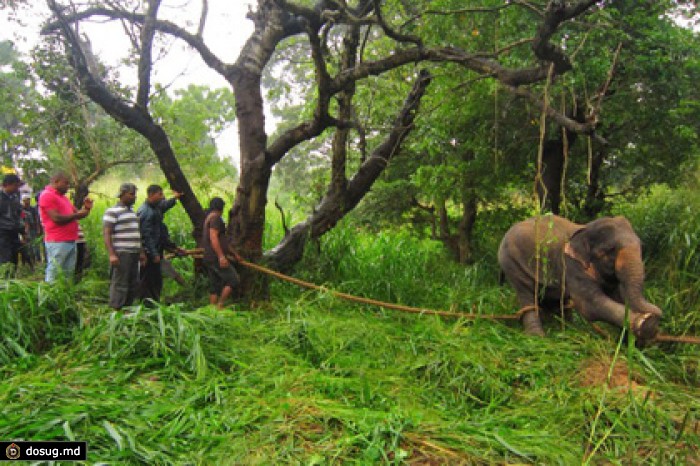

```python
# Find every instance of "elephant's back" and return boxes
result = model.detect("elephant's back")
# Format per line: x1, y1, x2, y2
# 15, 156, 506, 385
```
499, 215, 581, 261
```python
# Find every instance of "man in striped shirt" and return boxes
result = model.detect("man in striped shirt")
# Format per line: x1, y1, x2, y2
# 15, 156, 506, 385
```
103, 183, 142, 309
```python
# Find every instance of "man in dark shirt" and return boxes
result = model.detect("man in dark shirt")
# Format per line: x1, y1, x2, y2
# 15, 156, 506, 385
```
0, 174, 24, 276
201, 197, 242, 309
137, 184, 184, 304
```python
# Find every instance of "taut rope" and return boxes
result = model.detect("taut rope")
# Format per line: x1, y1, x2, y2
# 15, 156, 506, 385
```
168, 250, 700, 345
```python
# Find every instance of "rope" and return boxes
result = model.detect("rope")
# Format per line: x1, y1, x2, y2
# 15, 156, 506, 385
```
175, 249, 700, 344
591, 323, 700, 346
238, 259, 525, 321
649, 333, 700, 345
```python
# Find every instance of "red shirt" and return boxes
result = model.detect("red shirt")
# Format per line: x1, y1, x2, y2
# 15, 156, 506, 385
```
39, 185, 79, 242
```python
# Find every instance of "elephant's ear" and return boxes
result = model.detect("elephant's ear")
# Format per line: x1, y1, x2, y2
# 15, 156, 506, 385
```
567, 227, 590, 268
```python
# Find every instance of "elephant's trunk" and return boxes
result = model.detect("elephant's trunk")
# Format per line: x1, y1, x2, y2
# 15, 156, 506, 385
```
615, 245, 662, 317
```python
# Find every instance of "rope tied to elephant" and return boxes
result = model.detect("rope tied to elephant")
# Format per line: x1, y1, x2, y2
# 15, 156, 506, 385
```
237, 259, 700, 345
170, 249, 700, 345
238, 259, 527, 321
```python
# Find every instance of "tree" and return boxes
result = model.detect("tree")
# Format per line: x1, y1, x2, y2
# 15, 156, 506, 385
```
0, 40, 38, 169
40, 0, 610, 293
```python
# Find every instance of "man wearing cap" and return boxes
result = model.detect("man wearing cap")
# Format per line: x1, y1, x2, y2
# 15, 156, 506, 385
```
38, 171, 93, 282
103, 183, 142, 309
0, 174, 24, 275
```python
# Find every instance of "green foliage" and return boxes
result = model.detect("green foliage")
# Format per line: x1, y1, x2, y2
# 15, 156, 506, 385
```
2, 3, 700, 461
151, 84, 238, 198
615, 182, 700, 335
1, 179, 699, 463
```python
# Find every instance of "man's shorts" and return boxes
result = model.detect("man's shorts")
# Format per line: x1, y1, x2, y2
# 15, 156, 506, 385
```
205, 261, 239, 294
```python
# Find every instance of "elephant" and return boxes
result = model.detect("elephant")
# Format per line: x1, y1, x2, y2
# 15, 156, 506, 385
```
498, 215, 662, 342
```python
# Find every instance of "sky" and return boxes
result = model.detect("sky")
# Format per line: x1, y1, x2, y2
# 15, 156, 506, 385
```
1, 0, 259, 164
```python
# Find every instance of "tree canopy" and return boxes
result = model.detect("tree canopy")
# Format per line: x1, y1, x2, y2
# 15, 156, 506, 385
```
1, 0, 698, 281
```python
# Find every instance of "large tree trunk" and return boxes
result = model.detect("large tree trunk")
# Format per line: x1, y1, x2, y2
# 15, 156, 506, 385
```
73, 181, 89, 209
582, 147, 606, 221
226, 67, 270, 263
536, 105, 586, 214
537, 138, 566, 215
225, 68, 272, 296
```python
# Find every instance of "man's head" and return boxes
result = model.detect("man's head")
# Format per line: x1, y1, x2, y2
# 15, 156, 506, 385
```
117, 183, 138, 207
146, 184, 164, 204
2, 174, 22, 194
209, 197, 225, 213
50, 171, 71, 194
21, 194, 31, 206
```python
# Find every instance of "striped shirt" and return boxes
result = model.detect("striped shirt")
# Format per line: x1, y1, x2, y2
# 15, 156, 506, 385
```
103, 204, 141, 253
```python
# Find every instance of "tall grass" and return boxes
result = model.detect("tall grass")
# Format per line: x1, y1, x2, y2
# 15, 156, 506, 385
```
0, 279, 80, 365
0, 180, 697, 463
297, 224, 509, 316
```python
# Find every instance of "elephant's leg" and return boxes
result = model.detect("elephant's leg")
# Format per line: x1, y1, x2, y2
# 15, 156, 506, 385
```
521, 308, 545, 336
604, 285, 659, 341
514, 289, 545, 336
573, 289, 659, 341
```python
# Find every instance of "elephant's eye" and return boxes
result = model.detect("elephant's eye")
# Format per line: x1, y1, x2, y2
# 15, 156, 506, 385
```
595, 247, 615, 260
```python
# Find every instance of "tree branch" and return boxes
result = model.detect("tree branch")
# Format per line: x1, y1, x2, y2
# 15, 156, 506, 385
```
505, 84, 607, 144
197, 0, 208, 37
45, 0, 205, 228
42, 5, 234, 79
136, 0, 160, 110
531, 0, 599, 74
371, 0, 422, 47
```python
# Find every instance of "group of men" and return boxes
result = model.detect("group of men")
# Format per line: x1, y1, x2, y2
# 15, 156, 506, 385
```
1, 171, 96, 282
102, 182, 188, 309
103, 184, 242, 310
1, 170, 242, 310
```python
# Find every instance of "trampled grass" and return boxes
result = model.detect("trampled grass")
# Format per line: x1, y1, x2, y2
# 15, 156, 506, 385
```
1, 209, 699, 463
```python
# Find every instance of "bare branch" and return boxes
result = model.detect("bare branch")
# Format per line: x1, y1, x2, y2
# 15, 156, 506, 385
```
588, 42, 622, 126
84, 158, 148, 185
371, 0, 421, 47
329, 24, 361, 196
505, 84, 607, 144
42, 5, 233, 79
402, 0, 542, 29
136, 0, 161, 110
493, 38, 534, 57
345, 69, 432, 207
274, 197, 290, 236
197, 0, 208, 37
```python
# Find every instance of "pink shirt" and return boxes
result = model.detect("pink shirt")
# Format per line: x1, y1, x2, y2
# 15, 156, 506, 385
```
39, 185, 79, 242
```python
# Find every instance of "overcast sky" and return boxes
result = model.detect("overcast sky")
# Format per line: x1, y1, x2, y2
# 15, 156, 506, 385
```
1, 1, 259, 164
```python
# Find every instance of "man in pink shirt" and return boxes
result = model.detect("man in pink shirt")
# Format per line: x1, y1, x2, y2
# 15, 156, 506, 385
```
38, 171, 93, 282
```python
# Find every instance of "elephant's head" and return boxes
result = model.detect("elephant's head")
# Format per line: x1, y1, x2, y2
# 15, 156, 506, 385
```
568, 216, 662, 318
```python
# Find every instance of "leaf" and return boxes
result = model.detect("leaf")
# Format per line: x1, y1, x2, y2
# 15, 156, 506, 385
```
63, 420, 75, 441
103, 420, 124, 451
493, 433, 531, 460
